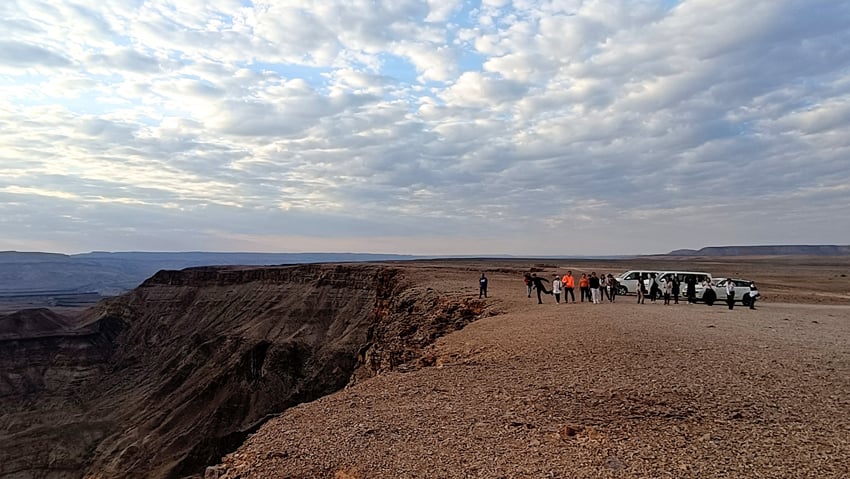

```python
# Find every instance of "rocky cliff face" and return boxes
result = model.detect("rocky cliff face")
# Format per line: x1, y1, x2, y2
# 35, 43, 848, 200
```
0, 264, 485, 479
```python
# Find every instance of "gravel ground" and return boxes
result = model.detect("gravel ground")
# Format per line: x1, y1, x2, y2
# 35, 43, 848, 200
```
218, 264, 850, 478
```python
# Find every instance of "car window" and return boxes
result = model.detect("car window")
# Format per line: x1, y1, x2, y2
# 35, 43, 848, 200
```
625, 273, 637, 280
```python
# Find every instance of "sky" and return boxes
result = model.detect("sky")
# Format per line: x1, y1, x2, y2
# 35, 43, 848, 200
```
1, 0, 849, 256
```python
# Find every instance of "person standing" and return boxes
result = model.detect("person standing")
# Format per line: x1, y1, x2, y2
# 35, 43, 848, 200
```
663, 278, 672, 305
649, 273, 660, 303
637, 273, 646, 304
702, 278, 717, 306
748, 282, 760, 309
606, 274, 618, 302
479, 273, 488, 298
523, 272, 532, 298
562, 271, 576, 303
725, 280, 736, 309
530, 273, 552, 304
686, 275, 697, 304
589, 272, 601, 304
579, 273, 590, 302
671, 276, 681, 304
552, 274, 563, 304
598, 272, 608, 302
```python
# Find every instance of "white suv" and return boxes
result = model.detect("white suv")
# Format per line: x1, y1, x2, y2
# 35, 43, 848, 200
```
614, 270, 658, 295
656, 271, 712, 288
709, 278, 757, 304
654, 271, 713, 301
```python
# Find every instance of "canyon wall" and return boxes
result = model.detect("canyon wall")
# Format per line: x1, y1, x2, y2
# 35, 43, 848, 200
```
0, 264, 484, 478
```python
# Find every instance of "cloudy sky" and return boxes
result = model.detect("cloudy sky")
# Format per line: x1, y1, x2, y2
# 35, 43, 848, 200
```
1, 0, 848, 256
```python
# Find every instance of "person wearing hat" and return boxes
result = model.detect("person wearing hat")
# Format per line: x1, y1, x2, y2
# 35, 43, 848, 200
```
552, 274, 563, 303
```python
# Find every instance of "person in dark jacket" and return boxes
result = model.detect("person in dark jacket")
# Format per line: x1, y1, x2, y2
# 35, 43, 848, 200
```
529, 273, 552, 304
649, 273, 660, 303
479, 273, 488, 298
671, 277, 681, 304
686, 275, 697, 304
588, 272, 601, 304
606, 274, 618, 302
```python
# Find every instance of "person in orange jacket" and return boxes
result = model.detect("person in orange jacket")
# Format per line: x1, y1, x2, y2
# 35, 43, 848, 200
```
578, 273, 590, 302
561, 270, 576, 303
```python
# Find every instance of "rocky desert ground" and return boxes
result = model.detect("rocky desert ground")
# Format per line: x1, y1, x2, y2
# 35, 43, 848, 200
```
1, 256, 848, 478
217, 257, 850, 478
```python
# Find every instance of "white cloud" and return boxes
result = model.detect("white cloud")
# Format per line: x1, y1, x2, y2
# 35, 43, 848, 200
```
1, 0, 849, 255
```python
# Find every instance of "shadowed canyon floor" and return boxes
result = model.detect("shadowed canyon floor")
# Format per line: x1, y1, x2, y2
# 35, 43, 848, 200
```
217, 258, 850, 478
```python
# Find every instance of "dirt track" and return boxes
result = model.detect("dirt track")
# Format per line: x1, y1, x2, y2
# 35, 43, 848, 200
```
219, 259, 850, 478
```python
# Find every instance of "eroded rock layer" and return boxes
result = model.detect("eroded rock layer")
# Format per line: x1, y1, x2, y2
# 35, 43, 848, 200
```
0, 264, 484, 479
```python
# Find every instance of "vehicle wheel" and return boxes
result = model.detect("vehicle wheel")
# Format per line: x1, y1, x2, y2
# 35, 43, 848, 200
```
617, 285, 628, 296
703, 289, 717, 306
741, 293, 750, 306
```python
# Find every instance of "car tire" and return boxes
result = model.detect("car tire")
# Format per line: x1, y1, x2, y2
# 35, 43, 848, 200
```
703, 289, 717, 306
617, 285, 628, 296
741, 293, 750, 306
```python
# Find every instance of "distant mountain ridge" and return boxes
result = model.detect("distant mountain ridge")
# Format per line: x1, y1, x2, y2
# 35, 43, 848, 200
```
3, 247, 847, 300
0, 251, 420, 295
668, 245, 850, 256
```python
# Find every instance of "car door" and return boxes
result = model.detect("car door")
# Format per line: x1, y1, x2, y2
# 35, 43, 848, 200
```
714, 278, 730, 300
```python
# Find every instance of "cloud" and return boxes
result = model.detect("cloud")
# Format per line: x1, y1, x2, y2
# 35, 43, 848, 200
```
1, 0, 849, 255
0, 40, 71, 68
86, 48, 161, 74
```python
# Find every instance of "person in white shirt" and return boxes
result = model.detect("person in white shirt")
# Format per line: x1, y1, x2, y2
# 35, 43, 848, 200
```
748, 283, 760, 309
726, 280, 736, 310
552, 275, 563, 304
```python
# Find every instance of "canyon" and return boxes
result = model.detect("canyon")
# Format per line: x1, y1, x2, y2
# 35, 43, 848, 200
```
1, 256, 848, 478
0, 263, 484, 478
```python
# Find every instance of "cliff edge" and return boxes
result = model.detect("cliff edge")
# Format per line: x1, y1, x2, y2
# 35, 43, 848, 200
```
0, 263, 486, 478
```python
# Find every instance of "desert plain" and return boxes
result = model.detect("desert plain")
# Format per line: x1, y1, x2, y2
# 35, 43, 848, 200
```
217, 256, 850, 478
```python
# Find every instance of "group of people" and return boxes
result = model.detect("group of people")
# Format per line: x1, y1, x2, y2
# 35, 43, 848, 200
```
522, 271, 619, 305
636, 273, 758, 309
520, 271, 760, 309
635, 273, 686, 305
